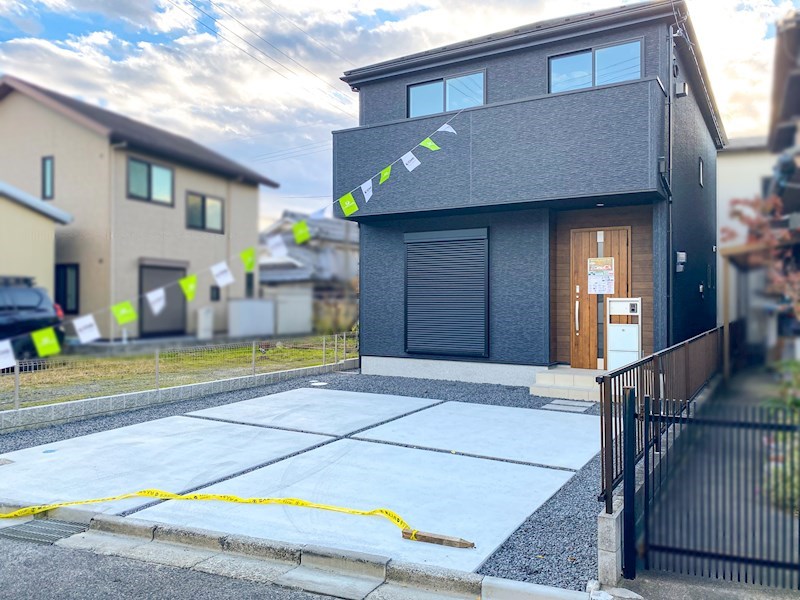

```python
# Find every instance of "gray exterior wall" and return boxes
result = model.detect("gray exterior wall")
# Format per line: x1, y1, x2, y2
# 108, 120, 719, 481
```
360, 209, 551, 365
669, 50, 719, 343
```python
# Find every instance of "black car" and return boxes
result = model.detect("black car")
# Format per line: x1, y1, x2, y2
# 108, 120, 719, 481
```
0, 277, 65, 359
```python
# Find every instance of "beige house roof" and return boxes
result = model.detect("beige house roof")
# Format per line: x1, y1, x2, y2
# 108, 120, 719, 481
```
0, 179, 72, 224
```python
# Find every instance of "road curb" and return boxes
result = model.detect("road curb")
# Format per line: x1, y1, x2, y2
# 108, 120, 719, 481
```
86, 515, 588, 599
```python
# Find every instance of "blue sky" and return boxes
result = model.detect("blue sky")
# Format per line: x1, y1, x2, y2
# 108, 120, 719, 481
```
0, 0, 795, 227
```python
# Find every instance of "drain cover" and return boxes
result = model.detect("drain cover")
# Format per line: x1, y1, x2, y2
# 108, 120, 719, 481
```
0, 519, 87, 545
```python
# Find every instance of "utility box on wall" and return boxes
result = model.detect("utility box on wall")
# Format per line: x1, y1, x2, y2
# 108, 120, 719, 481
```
607, 298, 642, 371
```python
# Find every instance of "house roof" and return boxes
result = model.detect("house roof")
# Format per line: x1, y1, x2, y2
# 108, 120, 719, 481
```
0, 75, 279, 188
260, 209, 358, 244
341, 0, 726, 148
769, 11, 800, 152
0, 179, 72, 224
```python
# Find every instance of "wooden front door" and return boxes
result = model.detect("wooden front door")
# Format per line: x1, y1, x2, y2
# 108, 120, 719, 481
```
570, 227, 631, 369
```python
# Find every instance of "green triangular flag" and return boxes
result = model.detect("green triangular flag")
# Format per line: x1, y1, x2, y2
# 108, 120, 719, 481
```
419, 137, 441, 151
240, 247, 257, 272
379, 165, 392, 185
31, 327, 61, 357
111, 301, 137, 325
179, 274, 198, 302
293, 220, 311, 244
339, 192, 359, 217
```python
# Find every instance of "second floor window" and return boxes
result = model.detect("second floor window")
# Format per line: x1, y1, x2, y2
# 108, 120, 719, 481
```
408, 72, 484, 118
128, 157, 174, 205
549, 40, 642, 94
187, 192, 224, 233
42, 156, 54, 200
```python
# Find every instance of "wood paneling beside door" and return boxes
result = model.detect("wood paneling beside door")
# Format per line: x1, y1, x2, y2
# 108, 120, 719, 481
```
553, 206, 654, 365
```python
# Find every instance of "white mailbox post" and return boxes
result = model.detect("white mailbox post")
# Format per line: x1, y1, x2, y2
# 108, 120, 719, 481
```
606, 298, 642, 371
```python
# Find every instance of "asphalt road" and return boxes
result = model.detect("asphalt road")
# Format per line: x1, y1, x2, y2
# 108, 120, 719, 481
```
0, 537, 334, 600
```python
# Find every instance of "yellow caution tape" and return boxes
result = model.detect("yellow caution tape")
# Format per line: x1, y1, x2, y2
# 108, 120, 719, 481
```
0, 488, 412, 533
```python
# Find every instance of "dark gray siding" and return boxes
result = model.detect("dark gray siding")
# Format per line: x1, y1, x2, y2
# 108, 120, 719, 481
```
334, 79, 666, 218
669, 51, 718, 343
357, 22, 667, 126
360, 209, 551, 365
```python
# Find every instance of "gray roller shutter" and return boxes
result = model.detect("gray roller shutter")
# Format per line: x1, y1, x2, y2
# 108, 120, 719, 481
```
404, 228, 488, 357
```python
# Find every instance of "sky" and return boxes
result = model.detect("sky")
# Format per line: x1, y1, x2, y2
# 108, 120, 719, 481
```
0, 0, 796, 229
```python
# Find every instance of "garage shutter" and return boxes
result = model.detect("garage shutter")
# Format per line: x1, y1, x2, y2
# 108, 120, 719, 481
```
404, 229, 488, 357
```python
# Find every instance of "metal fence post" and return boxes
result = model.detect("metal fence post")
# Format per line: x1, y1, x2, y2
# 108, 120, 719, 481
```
601, 376, 614, 514
642, 394, 651, 570
622, 386, 637, 580
251, 341, 257, 376
322, 335, 326, 366
343, 331, 347, 361
334, 333, 339, 366
13, 360, 19, 411
155, 349, 160, 392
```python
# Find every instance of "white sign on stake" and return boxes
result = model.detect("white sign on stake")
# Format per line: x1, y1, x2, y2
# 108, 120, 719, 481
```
0, 339, 15, 370
211, 261, 235, 288
73, 314, 102, 344
401, 151, 421, 172
360, 179, 373, 202
267, 234, 289, 258
146, 287, 166, 316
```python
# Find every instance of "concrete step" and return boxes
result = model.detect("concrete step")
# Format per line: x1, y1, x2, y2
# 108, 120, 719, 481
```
534, 371, 599, 389
529, 384, 600, 402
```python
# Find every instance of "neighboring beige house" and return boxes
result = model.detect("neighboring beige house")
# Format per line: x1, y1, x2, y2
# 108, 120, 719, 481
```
0, 75, 278, 340
716, 136, 774, 345
0, 179, 72, 298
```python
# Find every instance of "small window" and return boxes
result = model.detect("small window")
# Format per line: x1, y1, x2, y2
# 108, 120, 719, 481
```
699, 157, 704, 187
186, 193, 224, 233
55, 264, 79, 315
210, 285, 221, 302
245, 273, 255, 299
9, 288, 43, 310
594, 41, 641, 86
42, 156, 54, 200
549, 40, 642, 94
127, 157, 173, 205
549, 51, 592, 93
407, 72, 484, 118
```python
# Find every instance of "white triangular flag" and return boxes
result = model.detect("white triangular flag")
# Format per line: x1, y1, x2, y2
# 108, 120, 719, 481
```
0, 339, 15, 370
267, 234, 289, 258
401, 151, 421, 172
360, 179, 373, 203
146, 288, 166, 316
310, 207, 326, 220
73, 314, 101, 344
211, 261, 235, 288
437, 123, 456, 134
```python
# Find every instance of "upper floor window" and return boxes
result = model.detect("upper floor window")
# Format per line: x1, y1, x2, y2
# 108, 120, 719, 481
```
128, 157, 174, 205
549, 40, 642, 94
42, 156, 54, 200
186, 192, 224, 233
408, 72, 484, 118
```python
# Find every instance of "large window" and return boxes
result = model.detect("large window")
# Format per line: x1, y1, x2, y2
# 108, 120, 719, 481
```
42, 156, 54, 200
127, 157, 174, 205
186, 193, 224, 233
408, 72, 484, 118
404, 228, 488, 357
55, 264, 79, 315
549, 40, 642, 93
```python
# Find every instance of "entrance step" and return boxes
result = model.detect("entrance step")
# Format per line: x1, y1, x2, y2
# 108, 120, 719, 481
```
530, 367, 604, 401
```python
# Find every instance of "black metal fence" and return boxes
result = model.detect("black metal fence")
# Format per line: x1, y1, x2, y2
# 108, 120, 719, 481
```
634, 393, 800, 588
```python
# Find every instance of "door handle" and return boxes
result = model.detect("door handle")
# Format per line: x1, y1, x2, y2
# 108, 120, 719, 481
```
575, 300, 580, 333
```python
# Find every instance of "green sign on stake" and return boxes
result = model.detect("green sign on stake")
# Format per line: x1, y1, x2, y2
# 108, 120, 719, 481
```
31, 327, 61, 357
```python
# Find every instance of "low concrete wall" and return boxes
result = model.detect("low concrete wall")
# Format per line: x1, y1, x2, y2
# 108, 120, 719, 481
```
0, 359, 359, 434
361, 356, 546, 387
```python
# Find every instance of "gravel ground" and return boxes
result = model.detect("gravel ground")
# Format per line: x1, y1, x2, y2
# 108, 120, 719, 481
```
0, 370, 602, 591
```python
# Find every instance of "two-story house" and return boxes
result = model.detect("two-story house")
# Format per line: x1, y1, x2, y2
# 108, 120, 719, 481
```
0, 75, 278, 341
333, 0, 725, 388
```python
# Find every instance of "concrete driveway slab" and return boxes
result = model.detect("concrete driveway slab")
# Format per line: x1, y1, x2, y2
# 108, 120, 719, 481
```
187, 388, 439, 436
135, 439, 573, 572
0, 416, 329, 514
356, 402, 600, 470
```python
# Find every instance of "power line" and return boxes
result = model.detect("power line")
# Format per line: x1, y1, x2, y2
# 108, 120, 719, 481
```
205, 0, 355, 102
162, 0, 356, 119
253, 144, 332, 164
255, 0, 355, 67
251, 139, 331, 160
